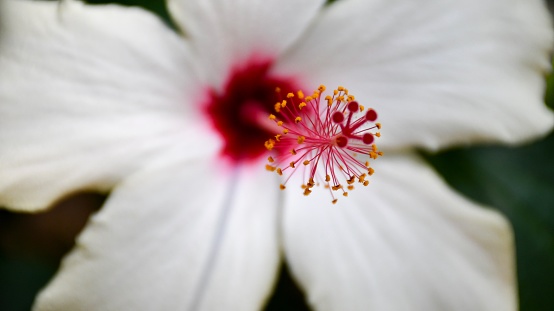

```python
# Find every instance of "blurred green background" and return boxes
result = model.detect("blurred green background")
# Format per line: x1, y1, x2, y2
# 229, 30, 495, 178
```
1, 1, 553, 310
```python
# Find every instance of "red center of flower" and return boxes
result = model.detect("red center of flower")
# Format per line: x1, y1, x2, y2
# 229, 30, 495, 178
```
204, 59, 383, 204
204, 59, 300, 163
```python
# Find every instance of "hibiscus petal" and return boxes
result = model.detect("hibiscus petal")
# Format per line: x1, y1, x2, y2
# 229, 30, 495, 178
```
34, 156, 280, 311
0, 0, 216, 211
282, 154, 515, 310
167, 0, 326, 87
275, 0, 554, 150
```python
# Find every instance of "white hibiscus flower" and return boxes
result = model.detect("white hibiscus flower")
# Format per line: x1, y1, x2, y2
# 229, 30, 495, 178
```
1, 0, 552, 310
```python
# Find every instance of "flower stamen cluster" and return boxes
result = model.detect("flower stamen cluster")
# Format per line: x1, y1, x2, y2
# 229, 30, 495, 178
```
264, 85, 383, 204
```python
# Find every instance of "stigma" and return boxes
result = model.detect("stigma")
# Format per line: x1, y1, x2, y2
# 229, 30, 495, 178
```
264, 85, 383, 204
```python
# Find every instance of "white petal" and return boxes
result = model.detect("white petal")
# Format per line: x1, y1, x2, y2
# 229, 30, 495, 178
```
275, 0, 554, 150
34, 156, 281, 311
282, 154, 515, 311
167, 0, 326, 87
0, 0, 216, 211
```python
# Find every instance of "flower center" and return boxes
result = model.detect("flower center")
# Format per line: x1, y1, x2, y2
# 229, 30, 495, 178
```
264, 85, 383, 204
204, 59, 301, 163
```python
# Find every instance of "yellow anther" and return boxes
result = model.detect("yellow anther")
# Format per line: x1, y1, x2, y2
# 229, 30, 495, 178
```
287, 92, 295, 98
297, 136, 305, 144
283, 129, 289, 134
298, 102, 307, 110
303, 160, 310, 166
269, 114, 276, 120
291, 149, 297, 155
343, 192, 349, 197
290, 162, 295, 168
327, 98, 333, 107
295, 116, 302, 123
275, 134, 281, 142
333, 90, 338, 95
268, 156, 274, 163
344, 89, 349, 95
325, 175, 330, 182
347, 185, 354, 191
305, 96, 313, 101
337, 95, 344, 102
325, 95, 332, 101
378, 151, 384, 156
332, 199, 338, 204
265, 164, 276, 172
347, 95, 355, 101
301, 184, 307, 189
280, 184, 286, 190
275, 87, 281, 92
375, 132, 381, 137
359, 105, 365, 112
370, 151, 378, 159
358, 174, 366, 182
303, 188, 312, 196
274, 102, 281, 112
368, 167, 375, 175
276, 168, 283, 175
347, 176, 356, 184
337, 86, 344, 91
363, 180, 369, 186
281, 100, 287, 107
365, 161, 370, 168
318, 85, 326, 92
297, 90, 304, 99
277, 121, 283, 126
264, 139, 275, 150
332, 185, 342, 191
376, 123, 382, 129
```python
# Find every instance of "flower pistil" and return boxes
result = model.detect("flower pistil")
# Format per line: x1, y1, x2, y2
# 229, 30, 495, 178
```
265, 85, 383, 204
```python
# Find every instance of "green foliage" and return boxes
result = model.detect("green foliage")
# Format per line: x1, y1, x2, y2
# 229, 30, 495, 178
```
0, 255, 56, 311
